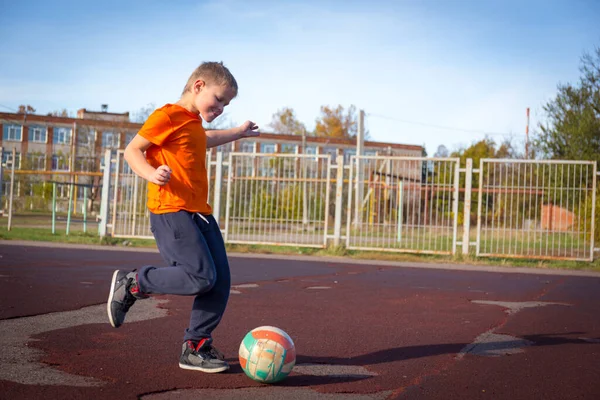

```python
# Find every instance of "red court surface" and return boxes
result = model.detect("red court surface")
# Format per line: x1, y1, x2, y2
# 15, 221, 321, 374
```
1, 241, 600, 399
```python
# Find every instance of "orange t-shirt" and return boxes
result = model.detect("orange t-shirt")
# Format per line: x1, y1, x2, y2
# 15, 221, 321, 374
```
137, 103, 212, 215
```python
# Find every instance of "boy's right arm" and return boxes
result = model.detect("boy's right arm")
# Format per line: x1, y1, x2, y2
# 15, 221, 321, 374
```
124, 135, 172, 186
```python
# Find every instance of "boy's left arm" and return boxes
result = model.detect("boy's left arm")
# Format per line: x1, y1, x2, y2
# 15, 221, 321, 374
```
206, 121, 259, 148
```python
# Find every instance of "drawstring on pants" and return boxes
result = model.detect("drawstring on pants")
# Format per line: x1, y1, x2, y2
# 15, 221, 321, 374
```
195, 213, 209, 224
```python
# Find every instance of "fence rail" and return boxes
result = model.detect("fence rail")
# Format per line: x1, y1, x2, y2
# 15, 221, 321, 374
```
346, 156, 460, 255
476, 159, 597, 261
3, 148, 599, 262
224, 152, 332, 248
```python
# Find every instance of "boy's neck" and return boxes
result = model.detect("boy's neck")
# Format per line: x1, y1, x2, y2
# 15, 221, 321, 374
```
176, 93, 199, 115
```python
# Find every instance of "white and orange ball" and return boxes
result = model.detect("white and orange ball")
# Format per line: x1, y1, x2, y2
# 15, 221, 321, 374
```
239, 326, 296, 383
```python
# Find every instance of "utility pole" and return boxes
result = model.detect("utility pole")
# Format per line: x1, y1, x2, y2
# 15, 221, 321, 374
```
302, 130, 308, 225
525, 107, 530, 159
354, 110, 365, 226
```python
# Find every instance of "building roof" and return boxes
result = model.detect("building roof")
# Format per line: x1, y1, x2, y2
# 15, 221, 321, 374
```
0, 111, 423, 152
77, 108, 130, 122
0, 112, 140, 130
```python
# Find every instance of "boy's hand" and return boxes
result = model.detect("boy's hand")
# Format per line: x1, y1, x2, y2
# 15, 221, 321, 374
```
149, 165, 172, 186
238, 121, 260, 138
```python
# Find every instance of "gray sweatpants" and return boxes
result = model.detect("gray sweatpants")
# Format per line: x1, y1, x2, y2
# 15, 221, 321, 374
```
137, 211, 230, 343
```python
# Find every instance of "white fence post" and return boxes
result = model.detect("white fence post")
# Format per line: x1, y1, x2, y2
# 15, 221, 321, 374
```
0, 146, 4, 215
452, 160, 460, 255
98, 149, 112, 237
7, 148, 16, 231
462, 158, 473, 255
333, 155, 344, 246
224, 152, 234, 241
213, 151, 223, 224
590, 164, 597, 261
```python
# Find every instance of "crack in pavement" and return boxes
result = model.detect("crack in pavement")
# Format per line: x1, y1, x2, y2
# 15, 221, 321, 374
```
0, 298, 169, 387
457, 300, 571, 359
471, 300, 570, 315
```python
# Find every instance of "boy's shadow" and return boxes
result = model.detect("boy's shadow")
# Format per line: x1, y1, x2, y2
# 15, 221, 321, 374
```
228, 332, 595, 387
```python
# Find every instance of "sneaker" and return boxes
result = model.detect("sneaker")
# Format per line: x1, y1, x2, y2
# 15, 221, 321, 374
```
179, 339, 229, 373
107, 270, 147, 328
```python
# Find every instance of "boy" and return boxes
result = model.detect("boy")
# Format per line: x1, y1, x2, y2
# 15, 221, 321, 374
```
107, 61, 259, 373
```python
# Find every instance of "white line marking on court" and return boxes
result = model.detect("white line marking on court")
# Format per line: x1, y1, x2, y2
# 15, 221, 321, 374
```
232, 283, 259, 288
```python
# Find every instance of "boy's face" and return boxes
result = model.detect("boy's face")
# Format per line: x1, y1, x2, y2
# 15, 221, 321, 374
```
193, 80, 236, 123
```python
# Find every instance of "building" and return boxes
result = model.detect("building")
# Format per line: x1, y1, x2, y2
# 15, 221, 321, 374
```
0, 107, 423, 206
1, 106, 423, 169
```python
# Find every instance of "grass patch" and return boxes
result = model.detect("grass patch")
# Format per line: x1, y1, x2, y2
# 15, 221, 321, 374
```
0, 226, 156, 248
1, 226, 599, 273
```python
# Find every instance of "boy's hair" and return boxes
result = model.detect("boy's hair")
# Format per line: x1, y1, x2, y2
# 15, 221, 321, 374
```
182, 62, 238, 96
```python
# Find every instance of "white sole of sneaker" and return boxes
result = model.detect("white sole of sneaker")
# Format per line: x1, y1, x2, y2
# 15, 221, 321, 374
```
178, 363, 229, 373
107, 270, 120, 328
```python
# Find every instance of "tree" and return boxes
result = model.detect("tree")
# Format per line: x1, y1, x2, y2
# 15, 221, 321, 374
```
314, 104, 362, 139
433, 144, 449, 158
204, 113, 236, 130
47, 109, 70, 117
18, 104, 36, 114
451, 136, 516, 166
535, 47, 600, 162
268, 107, 307, 136
131, 103, 155, 123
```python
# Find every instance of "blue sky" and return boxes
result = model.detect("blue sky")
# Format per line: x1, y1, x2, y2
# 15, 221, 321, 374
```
1, 0, 599, 155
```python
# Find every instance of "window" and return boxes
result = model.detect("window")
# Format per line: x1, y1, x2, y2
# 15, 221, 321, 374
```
305, 145, 317, 155
99, 150, 117, 172
2, 151, 21, 169
322, 147, 337, 158
239, 141, 255, 153
281, 144, 296, 153
1, 180, 16, 197
51, 154, 70, 171
53, 127, 72, 144
77, 129, 94, 146
27, 153, 46, 170
261, 143, 276, 153
344, 149, 356, 163
29, 126, 47, 143
75, 156, 96, 172
3, 124, 22, 141
101, 131, 120, 148
125, 132, 136, 145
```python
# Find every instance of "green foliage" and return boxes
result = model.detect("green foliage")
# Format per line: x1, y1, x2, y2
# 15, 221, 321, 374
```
451, 137, 517, 167
535, 47, 600, 162
578, 189, 600, 244
248, 183, 324, 221
314, 105, 359, 139
268, 107, 307, 136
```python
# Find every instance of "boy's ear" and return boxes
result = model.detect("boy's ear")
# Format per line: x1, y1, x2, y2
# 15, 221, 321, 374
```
194, 79, 206, 93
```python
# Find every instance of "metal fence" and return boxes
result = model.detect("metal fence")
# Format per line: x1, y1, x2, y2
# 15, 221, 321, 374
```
476, 159, 597, 261
99, 151, 599, 261
1, 147, 102, 231
6, 147, 597, 262
110, 150, 152, 238
346, 156, 460, 255
224, 152, 332, 247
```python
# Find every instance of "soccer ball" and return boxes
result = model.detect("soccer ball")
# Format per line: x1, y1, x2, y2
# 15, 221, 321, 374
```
239, 326, 296, 383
